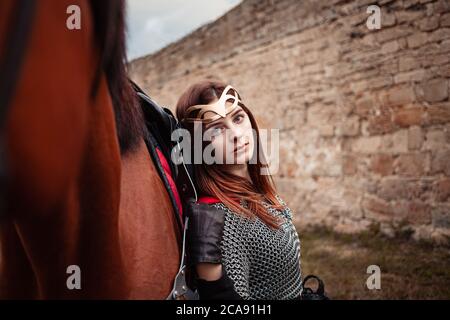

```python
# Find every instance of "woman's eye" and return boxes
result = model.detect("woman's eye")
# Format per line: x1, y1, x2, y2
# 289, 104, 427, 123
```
234, 114, 244, 123
210, 127, 223, 136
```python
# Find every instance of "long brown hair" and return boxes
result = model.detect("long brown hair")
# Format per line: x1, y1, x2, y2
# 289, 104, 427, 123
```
176, 80, 284, 229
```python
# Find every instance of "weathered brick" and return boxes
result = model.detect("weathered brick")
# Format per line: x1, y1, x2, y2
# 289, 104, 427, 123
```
283, 107, 306, 129
426, 104, 450, 125
378, 177, 433, 201
417, 16, 440, 31
408, 125, 424, 150
375, 77, 395, 90
378, 178, 407, 201
442, 38, 450, 51
336, 115, 360, 136
430, 28, 450, 42
362, 195, 394, 222
393, 200, 431, 225
367, 109, 395, 135
318, 123, 335, 137
434, 178, 450, 201
399, 56, 419, 72
431, 149, 450, 175
441, 12, 450, 27
395, 10, 425, 24
375, 26, 412, 43
382, 13, 397, 27
407, 32, 428, 49
381, 86, 416, 106
352, 136, 382, 154
393, 69, 426, 83
393, 106, 426, 127
342, 154, 358, 175
433, 0, 450, 14
382, 40, 400, 54
430, 54, 450, 66
370, 154, 394, 176
404, 0, 422, 8
382, 129, 409, 153
421, 78, 449, 102
355, 96, 374, 118
437, 63, 450, 77
394, 153, 428, 176
423, 129, 447, 150
284, 161, 299, 178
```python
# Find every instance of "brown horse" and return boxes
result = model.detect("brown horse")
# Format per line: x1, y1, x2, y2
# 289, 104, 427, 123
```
0, 0, 182, 299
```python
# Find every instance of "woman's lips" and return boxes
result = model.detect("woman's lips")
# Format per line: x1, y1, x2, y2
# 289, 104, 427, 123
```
234, 142, 249, 153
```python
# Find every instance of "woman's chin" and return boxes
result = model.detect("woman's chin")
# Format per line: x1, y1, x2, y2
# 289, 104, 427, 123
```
235, 154, 251, 165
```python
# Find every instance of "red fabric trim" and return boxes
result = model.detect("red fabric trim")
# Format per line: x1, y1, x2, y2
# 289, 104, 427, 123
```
197, 196, 221, 204
155, 148, 183, 223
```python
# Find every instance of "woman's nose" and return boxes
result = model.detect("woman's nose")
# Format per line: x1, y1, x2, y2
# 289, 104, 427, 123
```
229, 126, 244, 143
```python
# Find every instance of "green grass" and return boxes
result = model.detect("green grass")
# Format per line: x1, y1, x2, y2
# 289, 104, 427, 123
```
297, 225, 450, 299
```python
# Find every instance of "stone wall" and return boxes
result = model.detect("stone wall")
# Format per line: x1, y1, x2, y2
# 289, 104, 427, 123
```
129, 0, 450, 243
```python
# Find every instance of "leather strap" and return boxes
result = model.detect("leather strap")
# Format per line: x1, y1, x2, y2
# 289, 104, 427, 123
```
166, 215, 199, 300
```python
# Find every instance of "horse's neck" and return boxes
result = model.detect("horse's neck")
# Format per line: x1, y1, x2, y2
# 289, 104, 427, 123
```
118, 138, 181, 299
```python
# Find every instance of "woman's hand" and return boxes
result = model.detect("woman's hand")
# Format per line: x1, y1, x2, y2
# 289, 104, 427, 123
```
195, 263, 242, 300
196, 263, 223, 281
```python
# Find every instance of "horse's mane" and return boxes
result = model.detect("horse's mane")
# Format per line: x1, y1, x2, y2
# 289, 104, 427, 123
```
90, 0, 147, 155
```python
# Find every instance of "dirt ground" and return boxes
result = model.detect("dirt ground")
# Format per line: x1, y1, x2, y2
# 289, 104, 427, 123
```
297, 225, 450, 300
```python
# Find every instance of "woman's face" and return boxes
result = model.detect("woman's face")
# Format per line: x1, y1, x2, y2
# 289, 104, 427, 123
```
203, 104, 255, 166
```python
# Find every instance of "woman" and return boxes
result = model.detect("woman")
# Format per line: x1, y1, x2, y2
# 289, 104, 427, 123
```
176, 80, 302, 300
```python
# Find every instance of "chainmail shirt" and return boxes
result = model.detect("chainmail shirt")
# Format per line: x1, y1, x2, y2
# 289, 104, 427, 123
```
211, 196, 302, 300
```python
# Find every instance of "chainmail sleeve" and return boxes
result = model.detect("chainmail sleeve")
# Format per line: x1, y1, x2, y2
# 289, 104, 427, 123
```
218, 208, 251, 299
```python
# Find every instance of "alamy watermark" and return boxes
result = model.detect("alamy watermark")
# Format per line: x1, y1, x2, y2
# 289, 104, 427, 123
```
366, 5, 381, 30
366, 265, 381, 290
66, 265, 81, 290
170, 125, 280, 175
66, 5, 81, 30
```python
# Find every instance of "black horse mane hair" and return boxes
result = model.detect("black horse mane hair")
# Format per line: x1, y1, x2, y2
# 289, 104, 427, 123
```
90, 0, 147, 155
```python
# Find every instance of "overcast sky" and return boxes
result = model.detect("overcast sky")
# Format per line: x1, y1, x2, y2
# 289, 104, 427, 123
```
126, 0, 242, 60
